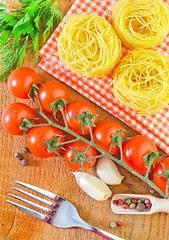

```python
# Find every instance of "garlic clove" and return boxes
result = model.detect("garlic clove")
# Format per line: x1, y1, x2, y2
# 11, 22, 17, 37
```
96, 156, 124, 185
72, 172, 112, 201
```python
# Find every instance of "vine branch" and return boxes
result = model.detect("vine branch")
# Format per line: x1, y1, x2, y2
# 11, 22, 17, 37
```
22, 84, 168, 199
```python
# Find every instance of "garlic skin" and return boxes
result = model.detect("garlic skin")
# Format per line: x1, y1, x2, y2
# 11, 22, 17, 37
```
96, 156, 124, 185
72, 172, 112, 201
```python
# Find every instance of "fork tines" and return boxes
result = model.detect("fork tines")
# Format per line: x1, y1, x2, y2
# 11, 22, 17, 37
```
6, 181, 61, 221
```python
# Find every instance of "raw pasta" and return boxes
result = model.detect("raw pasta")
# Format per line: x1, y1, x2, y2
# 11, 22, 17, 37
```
57, 13, 121, 78
111, 0, 169, 49
112, 49, 169, 116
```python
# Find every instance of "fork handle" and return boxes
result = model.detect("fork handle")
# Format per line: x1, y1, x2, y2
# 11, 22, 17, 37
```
89, 225, 124, 240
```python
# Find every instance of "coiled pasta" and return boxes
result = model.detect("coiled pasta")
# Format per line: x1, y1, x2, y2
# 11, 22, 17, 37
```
57, 13, 122, 78
111, 0, 169, 49
112, 49, 169, 116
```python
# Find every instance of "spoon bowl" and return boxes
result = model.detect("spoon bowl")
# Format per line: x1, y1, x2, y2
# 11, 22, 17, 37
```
111, 194, 169, 215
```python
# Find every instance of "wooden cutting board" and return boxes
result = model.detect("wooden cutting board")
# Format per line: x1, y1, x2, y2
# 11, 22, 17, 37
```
0, 1, 169, 240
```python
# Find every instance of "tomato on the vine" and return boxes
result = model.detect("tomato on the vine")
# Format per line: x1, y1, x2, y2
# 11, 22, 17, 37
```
26, 125, 64, 158
64, 140, 97, 171
2, 103, 36, 135
93, 121, 125, 155
153, 157, 169, 194
8, 67, 41, 99
38, 81, 69, 115
123, 135, 158, 175
64, 100, 98, 135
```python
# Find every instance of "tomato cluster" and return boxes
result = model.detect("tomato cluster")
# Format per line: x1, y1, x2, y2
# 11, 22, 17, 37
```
2, 67, 169, 195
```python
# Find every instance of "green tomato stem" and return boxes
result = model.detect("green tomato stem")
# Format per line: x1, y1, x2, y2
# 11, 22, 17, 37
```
165, 178, 169, 198
145, 164, 152, 179
61, 108, 68, 128
87, 154, 104, 160
119, 144, 123, 162
88, 121, 94, 142
35, 91, 43, 113
60, 138, 79, 145
33, 123, 51, 127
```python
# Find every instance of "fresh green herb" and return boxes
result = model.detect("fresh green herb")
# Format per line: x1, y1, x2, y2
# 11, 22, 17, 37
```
0, 0, 63, 81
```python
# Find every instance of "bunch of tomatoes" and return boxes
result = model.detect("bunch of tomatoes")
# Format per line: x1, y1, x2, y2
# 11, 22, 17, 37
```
1, 67, 169, 195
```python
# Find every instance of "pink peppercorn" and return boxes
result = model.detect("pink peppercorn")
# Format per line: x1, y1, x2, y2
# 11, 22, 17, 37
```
122, 203, 128, 209
131, 198, 137, 204
117, 221, 123, 227
146, 202, 152, 208
118, 199, 124, 205
113, 200, 119, 205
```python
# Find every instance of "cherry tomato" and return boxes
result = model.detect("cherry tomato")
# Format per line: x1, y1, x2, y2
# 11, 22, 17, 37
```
93, 121, 125, 155
123, 135, 158, 175
26, 125, 64, 158
64, 100, 98, 135
8, 67, 41, 99
64, 140, 97, 171
2, 103, 36, 135
153, 157, 169, 194
38, 81, 69, 115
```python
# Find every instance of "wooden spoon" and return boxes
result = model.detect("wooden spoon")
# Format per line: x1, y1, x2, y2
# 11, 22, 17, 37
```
111, 194, 169, 215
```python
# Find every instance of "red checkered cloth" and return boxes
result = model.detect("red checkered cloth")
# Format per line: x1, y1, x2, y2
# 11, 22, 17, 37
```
39, 0, 169, 154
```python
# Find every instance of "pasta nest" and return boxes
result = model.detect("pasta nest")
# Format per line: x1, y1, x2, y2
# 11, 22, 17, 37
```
112, 49, 169, 116
111, 0, 169, 49
57, 13, 121, 78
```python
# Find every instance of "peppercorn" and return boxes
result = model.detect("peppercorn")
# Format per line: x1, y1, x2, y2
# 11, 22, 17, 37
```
117, 221, 123, 227
113, 200, 119, 205
110, 221, 117, 229
136, 203, 146, 212
131, 198, 137, 204
146, 202, 152, 208
22, 147, 30, 154
150, 189, 154, 194
127, 184, 133, 188
129, 203, 136, 209
144, 199, 150, 204
14, 152, 21, 158
122, 203, 129, 209
125, 198, 132, 205
118, 199, 124, 205
21, 159, 28, 167
18, 155, 23, 160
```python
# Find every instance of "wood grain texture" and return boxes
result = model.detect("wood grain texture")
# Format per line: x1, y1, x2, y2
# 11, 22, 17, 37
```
0, 1, 169, 240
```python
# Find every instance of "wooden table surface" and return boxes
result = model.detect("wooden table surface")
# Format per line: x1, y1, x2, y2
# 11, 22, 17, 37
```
0, 1, 169, 240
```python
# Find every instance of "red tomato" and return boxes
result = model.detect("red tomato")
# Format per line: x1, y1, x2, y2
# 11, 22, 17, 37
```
8, 67, 41, 99
123, 135, 158, 175
153, 157, 169, 194
2, 103, 36, 135
64, 100, 98, 135
64, 140, 97, 171
93, 121, 125, 155
26, 125, 64, 158
38, 81, 69, 115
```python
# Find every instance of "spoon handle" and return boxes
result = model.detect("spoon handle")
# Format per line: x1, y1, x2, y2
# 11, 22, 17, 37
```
153, 198, 169, 213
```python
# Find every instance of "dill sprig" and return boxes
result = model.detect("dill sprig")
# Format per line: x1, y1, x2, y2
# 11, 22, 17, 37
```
0, 0, 63, 81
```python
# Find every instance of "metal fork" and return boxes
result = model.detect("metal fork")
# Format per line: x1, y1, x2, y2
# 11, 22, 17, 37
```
6, 181, 124, 240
